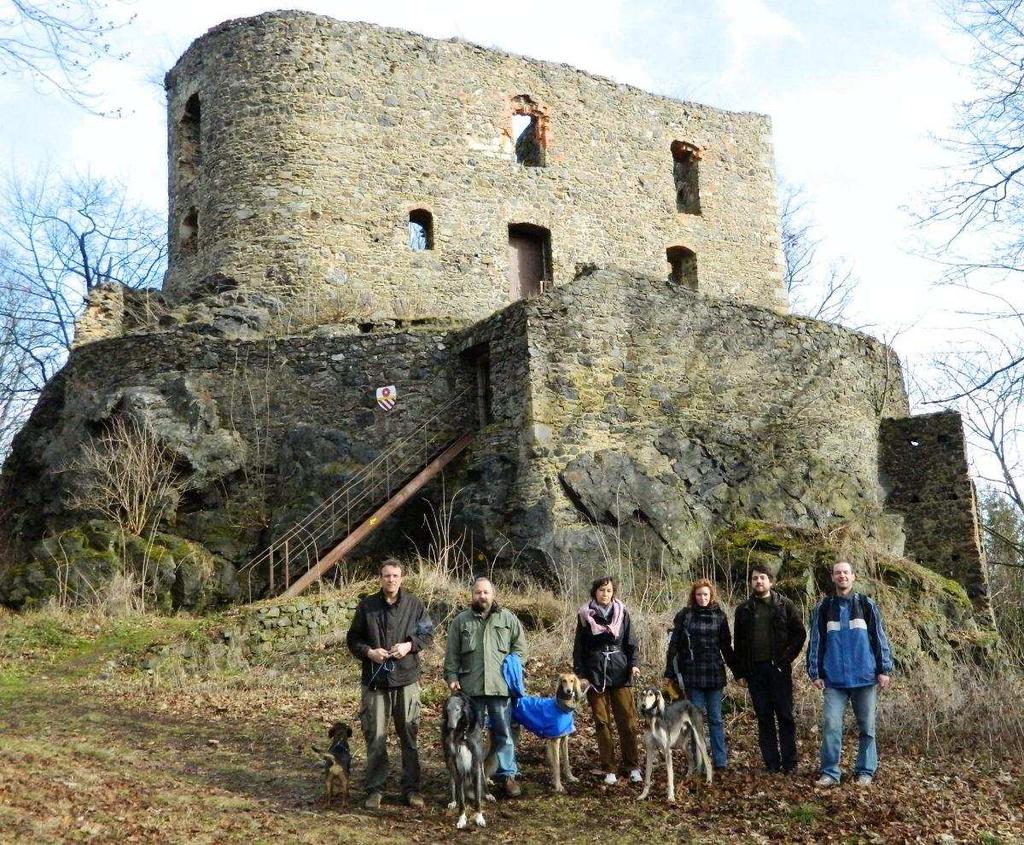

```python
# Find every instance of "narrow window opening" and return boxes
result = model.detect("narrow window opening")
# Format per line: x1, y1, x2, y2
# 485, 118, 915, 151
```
180, 207, 198, 254
408, 209, 434, 250
508, 223, 552, 299
463, 344, 493, 427
511, 95, 547, 167
179, 93, 202, 181
666, 245, 697, 290
670, 140, 701, 215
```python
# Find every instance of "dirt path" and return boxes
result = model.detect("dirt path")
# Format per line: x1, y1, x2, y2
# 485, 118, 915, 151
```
1, 614, 1022, 844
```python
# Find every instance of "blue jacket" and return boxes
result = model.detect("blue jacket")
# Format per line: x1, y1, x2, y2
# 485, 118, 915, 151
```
501, 653, 574, 739
806, 593, 893, 689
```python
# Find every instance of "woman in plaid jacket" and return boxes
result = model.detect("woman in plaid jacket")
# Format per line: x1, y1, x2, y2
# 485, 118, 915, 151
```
663, 579, 738, 770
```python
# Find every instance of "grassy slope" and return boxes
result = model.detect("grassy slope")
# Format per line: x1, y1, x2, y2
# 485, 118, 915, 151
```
1, 608, 1023, 844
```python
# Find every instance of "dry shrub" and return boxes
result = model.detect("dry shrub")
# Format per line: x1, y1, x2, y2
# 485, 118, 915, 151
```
274, 284, 375, 332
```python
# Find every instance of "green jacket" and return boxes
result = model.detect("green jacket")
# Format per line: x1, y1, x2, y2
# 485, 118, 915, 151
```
443, 604, 527, 697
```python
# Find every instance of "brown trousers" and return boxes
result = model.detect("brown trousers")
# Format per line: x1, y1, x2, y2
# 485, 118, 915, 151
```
587, 686, 639, 772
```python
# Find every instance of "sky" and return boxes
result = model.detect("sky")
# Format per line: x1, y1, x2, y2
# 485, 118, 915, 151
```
0, 0, 980, 388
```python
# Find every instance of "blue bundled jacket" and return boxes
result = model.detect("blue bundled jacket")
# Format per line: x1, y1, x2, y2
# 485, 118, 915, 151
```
807, 593, 893, 689
501, 653, 575, 739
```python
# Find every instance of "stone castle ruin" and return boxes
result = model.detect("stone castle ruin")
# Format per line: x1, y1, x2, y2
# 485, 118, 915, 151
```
0, 12, 989, 615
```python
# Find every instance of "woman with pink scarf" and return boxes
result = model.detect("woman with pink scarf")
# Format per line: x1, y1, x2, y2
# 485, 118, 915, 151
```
572, 575, 641, 785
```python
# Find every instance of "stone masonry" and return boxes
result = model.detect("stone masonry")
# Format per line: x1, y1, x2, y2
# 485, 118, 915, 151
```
162, 12, 785, 319
0, 11, 989, 611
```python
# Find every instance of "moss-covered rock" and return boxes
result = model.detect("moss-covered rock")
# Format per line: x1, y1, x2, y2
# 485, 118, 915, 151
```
709, 519, 998, 674
0, 519, 235, 613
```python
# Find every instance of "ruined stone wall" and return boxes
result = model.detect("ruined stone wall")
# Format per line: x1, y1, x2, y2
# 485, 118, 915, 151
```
496, 268, 910, 579
163, 12, 784, 319
0, 326, 474, 580
880, 412, 989, 611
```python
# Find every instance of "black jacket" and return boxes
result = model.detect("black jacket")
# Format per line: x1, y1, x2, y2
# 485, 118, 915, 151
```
732, 591, 806, 679
572, 606, 639, 690
663, 604, 737, 690
346, 589, 433, 688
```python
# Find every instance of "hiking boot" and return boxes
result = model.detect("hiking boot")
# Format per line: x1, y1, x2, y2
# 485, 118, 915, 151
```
363, 791, 383, 809
855, 774, 873, 787
628, 769, 643, 784
603, 772, 618, 785
815, 775, 838, 788
504, 777, 522, 797
405, 792, 425, 808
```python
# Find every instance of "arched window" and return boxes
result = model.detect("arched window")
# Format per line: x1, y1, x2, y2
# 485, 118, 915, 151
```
408, 209, 434, 250
667, 245, 697, 290
179, 93, 202, 180
670, 140, 701, 215
180, 207, 198, 254
510, 95, 547, 167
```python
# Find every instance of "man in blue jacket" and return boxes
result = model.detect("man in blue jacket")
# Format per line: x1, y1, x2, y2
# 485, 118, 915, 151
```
807, 560, 893, 788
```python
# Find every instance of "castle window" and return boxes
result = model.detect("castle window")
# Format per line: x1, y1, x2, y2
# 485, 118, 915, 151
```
179, 93, 202, 181
511, 95, 547, 167
508, 223, 551, 299
666, 245, 697, 290
408, 209, 433, 250
671, 140, 701, 215
180, 207, 198, 254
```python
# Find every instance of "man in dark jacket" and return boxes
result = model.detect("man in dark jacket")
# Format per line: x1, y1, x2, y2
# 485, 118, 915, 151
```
346, 558, 433, 810
732, 563, 807, 774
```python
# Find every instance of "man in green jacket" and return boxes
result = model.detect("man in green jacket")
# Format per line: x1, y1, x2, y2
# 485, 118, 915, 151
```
444, 576, 527, 797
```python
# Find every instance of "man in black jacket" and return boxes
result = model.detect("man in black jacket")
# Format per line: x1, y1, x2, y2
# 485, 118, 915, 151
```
732, 563, 807, 774
346, 559, 433, 810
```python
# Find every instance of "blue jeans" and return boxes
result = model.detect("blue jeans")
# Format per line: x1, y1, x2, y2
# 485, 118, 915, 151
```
471, 696, 517, 780
686, 685, 727, 769
820, 684, 878, 782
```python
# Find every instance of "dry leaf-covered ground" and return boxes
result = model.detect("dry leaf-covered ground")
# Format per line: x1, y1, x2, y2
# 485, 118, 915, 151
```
1, 612, 1022, 844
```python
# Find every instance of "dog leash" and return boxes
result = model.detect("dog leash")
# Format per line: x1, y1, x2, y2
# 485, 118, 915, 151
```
367, 658, 396, 688
593, 647, 621, 695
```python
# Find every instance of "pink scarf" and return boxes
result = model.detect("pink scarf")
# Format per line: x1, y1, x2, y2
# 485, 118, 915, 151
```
578, 599, 625, 639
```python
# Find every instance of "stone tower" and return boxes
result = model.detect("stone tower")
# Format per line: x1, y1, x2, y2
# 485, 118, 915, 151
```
163, 11, 785, 320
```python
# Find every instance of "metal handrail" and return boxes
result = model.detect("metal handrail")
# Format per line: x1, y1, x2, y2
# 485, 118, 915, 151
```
240, 387, 474, 598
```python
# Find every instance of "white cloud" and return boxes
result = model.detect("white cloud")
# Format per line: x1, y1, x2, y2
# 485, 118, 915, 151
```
715, 0, 802, 83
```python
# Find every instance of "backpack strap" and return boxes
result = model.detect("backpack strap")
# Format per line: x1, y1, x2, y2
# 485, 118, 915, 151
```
856, 593, 884, 676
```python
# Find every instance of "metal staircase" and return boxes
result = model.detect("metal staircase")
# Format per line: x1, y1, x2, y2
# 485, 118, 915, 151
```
240, 387, 474, 599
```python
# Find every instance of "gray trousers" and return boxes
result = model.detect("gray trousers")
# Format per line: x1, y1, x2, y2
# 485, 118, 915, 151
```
359, 681, 421, 795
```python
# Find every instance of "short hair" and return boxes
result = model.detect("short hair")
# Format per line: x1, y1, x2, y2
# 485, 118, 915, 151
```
471, 575, 494, 590
833, 560, 854, 574
589, 575, 617, 601
380, 558, 403, 575
688, 578, 718, 607
750, 563, 773, 581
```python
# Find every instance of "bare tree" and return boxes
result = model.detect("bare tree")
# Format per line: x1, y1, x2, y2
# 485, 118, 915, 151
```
0, 0, 132, 110
0, 167, 166, 392
779, 183, 860, 325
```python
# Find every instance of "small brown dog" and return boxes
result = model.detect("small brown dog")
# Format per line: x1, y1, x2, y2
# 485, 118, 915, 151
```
313, 721, 353, 808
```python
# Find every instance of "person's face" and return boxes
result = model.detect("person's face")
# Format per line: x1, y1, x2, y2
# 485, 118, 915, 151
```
694, 586, 712, 607
832, 562, 855, 593
471, 579, 495, 612
380, 565, 403, 597
750, 571, 772, 596
594, 582, 614, 606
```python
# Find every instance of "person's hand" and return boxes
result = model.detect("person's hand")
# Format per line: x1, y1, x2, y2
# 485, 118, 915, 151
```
812, 679, 825, 690
631, 666, 641, 678
877, 674, 891, 690
367, 647, 390, 664
448, 680, 461, 692
390, 641, 412, 659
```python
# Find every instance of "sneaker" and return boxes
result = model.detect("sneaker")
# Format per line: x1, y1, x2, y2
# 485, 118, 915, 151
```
855, 774, 873, 787
405, 792, 425, 808
814, 775, 838, 788
504, 777, 522, 798
628, 769, 643, 784
603, 772, 618, 785
363, 791, 383, 809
